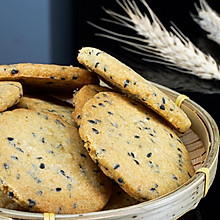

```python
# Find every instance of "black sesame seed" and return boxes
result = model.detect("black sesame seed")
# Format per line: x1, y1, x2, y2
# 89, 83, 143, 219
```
104, 66, 107, 72
118, 178, 124, 184
178, 154, 182, 158
55, 119, 65, 127
108, 111, 113, 115
60, 170, 65, 176
123, 79, 130, 88
7, 137, 14, 141
177, 148, 182, 153
68, 184, 72, 190
160, 104, 165, 110
114, 164, 120, 169
172, 174, 178, 180
95, 62, 99, 68
92, 128, 99, 134
146, 152, 152, 158
57, 207, 62, 214
56, 187, 62, 192
11, 156, 18, 160
128, 152, 135, 158
37, 190, 43, 196
72, 76, 78, 80
134, 135, 140, 139
28, 199, 36, 207
8, 191, 14, 198
134, 159, 139, 165
11, 69, 19, 74
41, 138, 45, 143
162, 97, 166, 104
96, 52, 101, 56
98, 103, 105, 107
80, 153, 87, 158
43, 115, 48, 120
39, 163, 45, 169
73, 203, 77, 209
88, 119, 96, 124
3, 163, 9, 169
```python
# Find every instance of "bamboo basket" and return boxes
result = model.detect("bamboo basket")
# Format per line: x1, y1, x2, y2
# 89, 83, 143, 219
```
0, 83, 218, 220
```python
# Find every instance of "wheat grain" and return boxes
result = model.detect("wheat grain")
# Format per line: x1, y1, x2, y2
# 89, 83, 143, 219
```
192, 0, 220, 46
91, 0, 220, 80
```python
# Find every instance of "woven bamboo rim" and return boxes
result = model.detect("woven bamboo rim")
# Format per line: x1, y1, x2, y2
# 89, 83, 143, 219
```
0, 84, 218, 220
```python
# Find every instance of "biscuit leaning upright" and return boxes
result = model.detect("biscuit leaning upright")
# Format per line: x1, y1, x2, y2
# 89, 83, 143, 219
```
77, 47, 191, 132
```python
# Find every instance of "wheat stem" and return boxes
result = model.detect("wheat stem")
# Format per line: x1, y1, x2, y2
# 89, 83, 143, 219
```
93, 0, 220, 80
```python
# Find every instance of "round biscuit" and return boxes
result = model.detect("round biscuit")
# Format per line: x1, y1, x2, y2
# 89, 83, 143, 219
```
16, 94, 77, 127
72, 85, 110, 126
0, 109, 112, 214
0, 63, 99, 94
77, 47, 191, 132
79, 91, 195, 202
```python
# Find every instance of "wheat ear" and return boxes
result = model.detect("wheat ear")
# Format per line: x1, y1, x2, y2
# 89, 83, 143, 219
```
91, 0, 220, 80
192, 0, 220, 46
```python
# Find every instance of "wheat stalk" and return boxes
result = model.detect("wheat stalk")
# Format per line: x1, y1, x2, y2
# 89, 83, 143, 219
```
90, 0, 220, 80
192, 0, 220, 46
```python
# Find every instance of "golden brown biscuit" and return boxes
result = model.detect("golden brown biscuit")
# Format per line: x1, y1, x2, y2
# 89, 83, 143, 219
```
73, 84, 110, 125
0, 63, 99, 94
79, 92, 195, 201
0, 81, 23, 112
16, 94, 77, 127
78, 47, 191, 132
0, 109, 112, 214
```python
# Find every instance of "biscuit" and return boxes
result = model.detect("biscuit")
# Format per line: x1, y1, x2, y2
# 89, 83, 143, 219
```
79, 92, 195, 202
73, 85, 110, 125
0, 81, 23, 112
104, 183, 137, 210
0, 109, 112, 214
0, 190, 26, 211
77, 47, 191, 132
16, 94, 77, 127
0, 63, 99, 94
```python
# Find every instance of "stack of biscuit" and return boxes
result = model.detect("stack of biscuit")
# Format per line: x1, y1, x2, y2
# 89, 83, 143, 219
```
0, 47, 195, 214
